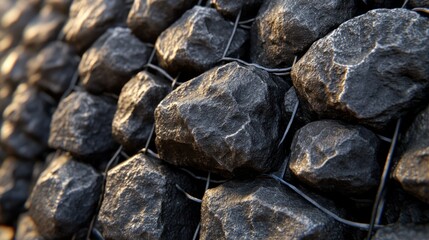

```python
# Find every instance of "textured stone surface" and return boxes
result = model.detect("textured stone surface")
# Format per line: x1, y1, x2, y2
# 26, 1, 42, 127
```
28, 41, 79, 98
79, 27, 150, 94
97, 153, 199, 240
15, 214, 45, 240
211, 0, 262, 18
409, 0, 429, 7
0, 82, 14, 117
62, 0, 132, 52
393, 104, 429, 204
155, 6, 248, 75
201, 179, 345, 239
0, 46, 35, 86
283, 87, 312, 128
28, 154, 102, 239
0, 157, 33, 224
113, 71, 170, 153
45, 0, 73, 14
0, 1, 39, 40
127, 0, 196, 43
48, 91, 118, 160
373, 224, 429, 240
155, 62, 287, 176
290, 120, 381, 195
250, 0, 357, 68
22, 5, 67, 50
292, 9, 429, 130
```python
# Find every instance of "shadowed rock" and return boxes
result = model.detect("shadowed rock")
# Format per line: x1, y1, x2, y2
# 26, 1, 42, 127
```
372, 224, 429, 240
15, 214, 45, 240
211, 0, 263, 19
0, 46, 35, 86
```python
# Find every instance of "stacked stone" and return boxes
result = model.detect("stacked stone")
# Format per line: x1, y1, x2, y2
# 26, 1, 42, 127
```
0, 0, 428, 239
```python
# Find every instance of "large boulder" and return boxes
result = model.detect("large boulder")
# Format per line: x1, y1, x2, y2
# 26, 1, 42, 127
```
291, 9, 429, 130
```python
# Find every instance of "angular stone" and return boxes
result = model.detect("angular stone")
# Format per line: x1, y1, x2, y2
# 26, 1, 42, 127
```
373, 224, 429, 240
28, 42, 79, 98
62, 0, 132, 52
15, 214, 45, 240
0, 46, 35, 86
250, 0, 358, 68
155, 62, 287, 176
0, 157, 34, 224
22, 5, 67, 50
283, 87, 312, 128
79, 27, 150, 94
201, 179, 345, 239
393, 104, 429, 204
48, 91, 118, 160
113, 71, 170, 153
211, 0, 263, 19
155, 6, 248, 75
127, 0, 196, 43
45, 0, 73, 14
292, 9, 429, 130
28, 154, 102, 239
290, 120, 381, 196
0, 1, 39, 40
97, 153, 199, 240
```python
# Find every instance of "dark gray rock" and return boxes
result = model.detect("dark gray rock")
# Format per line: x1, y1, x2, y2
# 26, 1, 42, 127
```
45, 0, 73, 14
0, 46, 35, 86
155, 62, 287, 176
62, 0, 132, 52
201, 179, 345, 239
211, 0, 262, 18
28, 154, 102, 239
155, 6, 248, 75
113, 71, 170, 152
15, 214, 45, 240
0, 157, 34, 224
283, 87, 311, 127
292, 9, 429, 130
290, 120, 381, 196
79, 27, 150, 94
3, 84, 55, 144
97, 153, 199, 240
48, 91, 118, 160
393, 104, 429, 204
409, 0, 429, 7
22, 5, 67, 50
250, 0, 358, 68
28, 42, 79, 98
127, 0, 196, 43
373, 224, 429, 240
0, 1, 39, 40
366, 0, 403, 8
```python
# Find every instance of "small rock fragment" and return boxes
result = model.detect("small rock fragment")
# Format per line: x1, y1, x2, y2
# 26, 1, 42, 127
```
373, 224, 429, 240
211, 0, 263, 19
97, 153, 199, 240
15, 214, 45, 240
155, 6, 248, 75
112, 71, 170, 152
79, 27, 150, 94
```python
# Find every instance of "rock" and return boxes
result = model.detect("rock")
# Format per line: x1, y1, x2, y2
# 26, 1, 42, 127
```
28, 154, 102, 239
3, 84, 55, 144
250, 0, 358, 68
372, 224, 429, 240
15, 214, 45, 240
79, 27, 150, 94
366, 0, 403, 8
127, 0, 196, 43
113, 71, 170, 152
292, 9, 429, 130
0, 1, 39, 40
409, 0, 429, 7
211, 0, 263, 19
0, 31, 17, 60
62, 0, 132, 52
201, 179, 345, 239
393, 104, 429, 204
155, 62, 287, 176
97, 153, 199, 240
22, 5, 67, 50
45, 0, 73, 14
0, 82, 14, 116
0, 157, 34, 224
289, 120, 381, 196
0, 46, 35, 86
27, 42, 79, 98
283, 87, 311, 127
155, 6, 248, 75
48, 91, 118, 160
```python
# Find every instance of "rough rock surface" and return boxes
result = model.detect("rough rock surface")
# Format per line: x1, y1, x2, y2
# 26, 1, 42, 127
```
250, 0, 357, 68
45, 0, 73, 14
28, 41, 79, 98
373, 224, 429, 240
127, 0, 196, 43
211, 0, 263, 18
283, 87, 311, 128
0, 82, 14, 116
0, 46, 35, 86
28, 154, 102, 239
292, 9, 429, 130
155, 62, 287, 176
0, 1, 39, 40
79, 27, 150, 94
201, 179, 345, 239
155, 6, 248, 75
393, 104, 429, 204
48, 91, 118, 160
113, 71, 170, 153
97, 153, 199, 240
62, 0, 132, 52
15, 214, 45, 240
409, 0, 429, 7
290, 120, 381, 195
